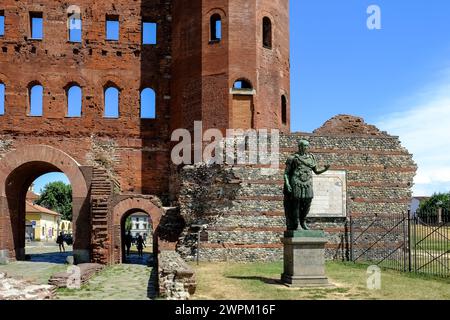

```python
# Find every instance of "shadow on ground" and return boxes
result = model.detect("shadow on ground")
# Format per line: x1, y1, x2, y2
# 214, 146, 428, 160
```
26, 251, 73, 264
123, 252, 155, 267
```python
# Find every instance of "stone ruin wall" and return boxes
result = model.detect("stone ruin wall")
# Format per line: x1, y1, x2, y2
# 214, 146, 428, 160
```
176, 116, 417, 262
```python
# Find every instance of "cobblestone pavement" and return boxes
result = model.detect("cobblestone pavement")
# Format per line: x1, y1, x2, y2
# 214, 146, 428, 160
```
123, 253, 153, 266
0, 245, 157, 300
25, 242, 73, 264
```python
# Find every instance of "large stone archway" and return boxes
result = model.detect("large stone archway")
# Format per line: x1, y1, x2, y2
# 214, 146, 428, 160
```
0, 145, 90, 262
111, 197, 163, 264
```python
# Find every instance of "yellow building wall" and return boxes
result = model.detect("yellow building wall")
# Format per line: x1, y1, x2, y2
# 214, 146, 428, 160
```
26, 213, 60, 242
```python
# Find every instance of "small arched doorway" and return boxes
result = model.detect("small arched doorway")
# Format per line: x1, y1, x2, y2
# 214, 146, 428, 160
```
112, 197, 162, 265
0, 146, 89, 262
122, 210, 153, 265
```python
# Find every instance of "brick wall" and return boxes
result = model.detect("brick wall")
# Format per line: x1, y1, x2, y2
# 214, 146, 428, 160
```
175, 115, 417, 262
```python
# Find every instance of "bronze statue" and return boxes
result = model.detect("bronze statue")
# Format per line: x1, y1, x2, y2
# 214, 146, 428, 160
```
284, 140, 330, 231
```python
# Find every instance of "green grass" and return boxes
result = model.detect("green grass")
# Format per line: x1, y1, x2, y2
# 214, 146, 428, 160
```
410, 225, 450, 253
55, 264, 155, 300
0, 262, 67, 285
190, 261, 450, 300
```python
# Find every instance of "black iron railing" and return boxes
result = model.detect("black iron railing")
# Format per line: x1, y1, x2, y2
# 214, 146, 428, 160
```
350, 209, 449, 278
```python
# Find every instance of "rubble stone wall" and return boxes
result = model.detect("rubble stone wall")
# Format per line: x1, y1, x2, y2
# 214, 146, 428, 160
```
176, 116, 417, 262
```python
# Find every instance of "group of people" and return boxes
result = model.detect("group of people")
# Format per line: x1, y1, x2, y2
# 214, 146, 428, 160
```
57, 231, 147, 257
124, 231, 146, 258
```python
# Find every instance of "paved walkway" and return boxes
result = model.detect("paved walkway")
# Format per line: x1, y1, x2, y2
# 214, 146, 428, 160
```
55, 264, 157, 300
123, 253, 154, 266
0, 245, 157, 300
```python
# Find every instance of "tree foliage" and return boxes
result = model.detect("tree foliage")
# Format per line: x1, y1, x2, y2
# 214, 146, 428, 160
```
125, 216, 132, 232
35, 181, 72, 221
418, 192, 450, 216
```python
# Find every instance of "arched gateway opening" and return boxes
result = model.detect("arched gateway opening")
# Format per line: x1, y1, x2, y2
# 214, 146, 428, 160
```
25, 173, 73, 263
122, 211, 153, 265
0, 146, 90, 263
112, 198, 162, 265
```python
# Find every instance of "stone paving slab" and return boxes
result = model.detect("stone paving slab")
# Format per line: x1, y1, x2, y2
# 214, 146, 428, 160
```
55, 264, 157, 300
0, 246, 157, 300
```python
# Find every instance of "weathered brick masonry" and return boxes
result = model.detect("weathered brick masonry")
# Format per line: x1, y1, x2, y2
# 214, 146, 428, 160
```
176, 116, 416, 262
0, 0, 291, 265
0, 1, 415, 266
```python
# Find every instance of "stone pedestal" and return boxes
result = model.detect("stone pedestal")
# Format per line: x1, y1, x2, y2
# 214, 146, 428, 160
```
281, 230, 332, 287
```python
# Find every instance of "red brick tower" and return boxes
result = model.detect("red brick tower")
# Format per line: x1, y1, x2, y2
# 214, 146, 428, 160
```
171, 0, 290, 133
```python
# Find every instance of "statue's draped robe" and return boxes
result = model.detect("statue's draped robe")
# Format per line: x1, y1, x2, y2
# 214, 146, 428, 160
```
284, 153, 317, 230
285, 153, 316, 199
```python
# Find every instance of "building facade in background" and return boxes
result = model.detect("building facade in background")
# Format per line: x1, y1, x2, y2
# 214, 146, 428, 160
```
129, 213, 151, 241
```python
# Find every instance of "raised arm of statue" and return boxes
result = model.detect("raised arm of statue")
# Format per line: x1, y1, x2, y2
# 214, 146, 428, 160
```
313, 164, 330, 175
311, 154, 330, 175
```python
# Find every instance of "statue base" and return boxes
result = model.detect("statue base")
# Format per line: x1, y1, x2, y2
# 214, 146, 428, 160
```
281, 230, 333, 288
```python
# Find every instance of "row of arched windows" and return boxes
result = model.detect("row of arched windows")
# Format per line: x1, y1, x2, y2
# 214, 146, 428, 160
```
0, 81, 287, 124
0, 82, 156, 119
209, 14, 273, 49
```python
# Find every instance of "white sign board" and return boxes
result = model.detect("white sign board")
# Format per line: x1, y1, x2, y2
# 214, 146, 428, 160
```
309, 170, 347, 218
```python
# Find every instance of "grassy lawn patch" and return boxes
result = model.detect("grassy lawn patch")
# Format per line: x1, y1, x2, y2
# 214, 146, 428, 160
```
190, 261, 450, 300
0, 262, 67, 285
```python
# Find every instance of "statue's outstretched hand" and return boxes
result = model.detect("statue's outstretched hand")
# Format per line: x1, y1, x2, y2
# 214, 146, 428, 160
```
324, 164, 331, 171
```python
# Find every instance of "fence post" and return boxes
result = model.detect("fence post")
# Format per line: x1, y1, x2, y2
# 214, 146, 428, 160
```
407, 212, 412, 272
349, 216, 353, 262
438, 207, 443, 225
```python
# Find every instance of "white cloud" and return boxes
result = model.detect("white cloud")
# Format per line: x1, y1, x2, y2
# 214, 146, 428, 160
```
375, 83, 450, 196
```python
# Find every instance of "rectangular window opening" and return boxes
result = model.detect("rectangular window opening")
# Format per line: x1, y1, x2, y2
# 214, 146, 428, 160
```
106, 15, 119, 41
30, 12, 43, 40
0, 83, 5, 115
142, 21, 157, 45
0, 11, 5, 37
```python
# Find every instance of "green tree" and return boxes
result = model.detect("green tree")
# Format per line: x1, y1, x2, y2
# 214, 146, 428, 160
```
418, 192, 450, 216
125, 216, 132, 232
35, 181, 72, 221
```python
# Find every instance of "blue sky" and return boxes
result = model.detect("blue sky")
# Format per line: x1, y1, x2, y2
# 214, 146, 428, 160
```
291, 0, 450, 196
33, 1, 449, 197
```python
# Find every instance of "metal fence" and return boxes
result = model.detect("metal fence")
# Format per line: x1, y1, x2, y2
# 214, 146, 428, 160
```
350, 213, 409, 272
410, 208, 449, 277
350, 208, 449, 278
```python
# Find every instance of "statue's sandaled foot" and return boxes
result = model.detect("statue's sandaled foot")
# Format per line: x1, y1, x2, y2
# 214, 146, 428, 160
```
300, 222, 309, 230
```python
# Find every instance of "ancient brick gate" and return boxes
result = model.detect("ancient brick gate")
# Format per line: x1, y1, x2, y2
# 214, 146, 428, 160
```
0, 145, 167, 265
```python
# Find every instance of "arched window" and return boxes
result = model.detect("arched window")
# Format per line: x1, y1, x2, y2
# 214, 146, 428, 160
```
210, 14, 222, 42
263, 17, 272, 49
67, 85, 82, 117
141, 88, 156, 119
104, 86, 119, 118
281, 95, 287, 125
0, 83, 5, 115
233, 79, 253, 90
29, 84, 43, 116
